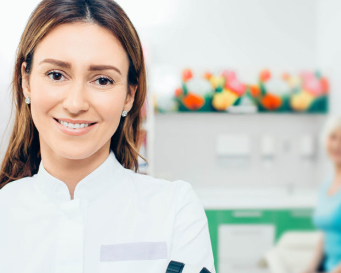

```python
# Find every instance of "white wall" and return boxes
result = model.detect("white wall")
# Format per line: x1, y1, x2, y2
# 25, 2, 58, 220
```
0, 0, 42, 158
134, 0, 318, 70
317, 0, 341, 114
141, 0, 329, 188
154, 114, 327, 188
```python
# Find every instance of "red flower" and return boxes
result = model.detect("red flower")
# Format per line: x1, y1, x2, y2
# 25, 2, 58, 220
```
182, 69, 193, 82
175, 88, 183, 97
320, 77, 329, 94
260, 69, 271, 82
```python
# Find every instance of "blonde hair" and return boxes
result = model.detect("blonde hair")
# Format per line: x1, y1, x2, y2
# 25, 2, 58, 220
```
321, 115, 341, 145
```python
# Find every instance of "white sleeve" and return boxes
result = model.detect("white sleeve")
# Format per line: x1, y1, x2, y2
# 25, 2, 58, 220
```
169, 180, 216, 273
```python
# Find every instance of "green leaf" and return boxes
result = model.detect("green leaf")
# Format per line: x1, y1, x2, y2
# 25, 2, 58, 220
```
259, 81, 267, 96
182, 82, 188, 96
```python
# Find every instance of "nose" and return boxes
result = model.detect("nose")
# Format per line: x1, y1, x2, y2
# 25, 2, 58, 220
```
62, 79, 90, 114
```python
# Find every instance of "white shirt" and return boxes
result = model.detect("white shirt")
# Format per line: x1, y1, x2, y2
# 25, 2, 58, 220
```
0, 151, 216, 273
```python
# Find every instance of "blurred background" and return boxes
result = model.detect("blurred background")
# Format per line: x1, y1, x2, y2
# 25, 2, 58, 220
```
1, 0, 341, 272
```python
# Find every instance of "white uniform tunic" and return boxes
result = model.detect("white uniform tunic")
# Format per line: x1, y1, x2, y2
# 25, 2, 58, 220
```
0, 151, 216, 273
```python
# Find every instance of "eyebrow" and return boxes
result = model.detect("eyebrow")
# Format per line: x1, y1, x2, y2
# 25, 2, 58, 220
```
39, 58, 122, 75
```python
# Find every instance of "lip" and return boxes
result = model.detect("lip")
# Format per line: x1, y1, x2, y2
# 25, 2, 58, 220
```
53, 117, 97, 136
54, 117, 97, 124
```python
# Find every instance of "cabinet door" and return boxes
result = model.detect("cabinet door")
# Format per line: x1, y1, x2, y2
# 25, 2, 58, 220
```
205, 210, 276, 273
219, 224, 274, 273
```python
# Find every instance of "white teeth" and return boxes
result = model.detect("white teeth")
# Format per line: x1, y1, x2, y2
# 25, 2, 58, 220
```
58, 119, 92, 129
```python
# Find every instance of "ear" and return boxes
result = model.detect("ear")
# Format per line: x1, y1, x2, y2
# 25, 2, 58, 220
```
124, 85, 137, 113
21, 62, 31, 99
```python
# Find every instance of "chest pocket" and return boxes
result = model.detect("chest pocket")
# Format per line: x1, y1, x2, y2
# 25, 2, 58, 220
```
99, 242, 168, 273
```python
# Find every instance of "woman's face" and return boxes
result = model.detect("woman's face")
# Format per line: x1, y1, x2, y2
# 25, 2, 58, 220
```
326, 128, 341, 166
21, 22, 135, 160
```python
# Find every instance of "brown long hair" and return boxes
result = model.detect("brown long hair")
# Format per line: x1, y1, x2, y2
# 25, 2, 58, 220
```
0, 0, 147, 189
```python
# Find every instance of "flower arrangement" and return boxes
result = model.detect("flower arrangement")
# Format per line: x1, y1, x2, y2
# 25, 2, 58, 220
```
174, 69, 212, 111
208, 70, 247, 111
173, 69, 247, 112
247, 69, 329, 112
248, 69, 290, 112
286, 71, 328, 112
154, 68, 329, 114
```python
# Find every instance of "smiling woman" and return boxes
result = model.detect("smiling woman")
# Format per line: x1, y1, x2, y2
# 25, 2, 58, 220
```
21, 22, 135, 175
0, 0, 215, 272
1, 1, 145, 185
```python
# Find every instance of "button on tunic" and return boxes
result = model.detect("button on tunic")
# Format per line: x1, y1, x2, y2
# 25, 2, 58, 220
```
0, 151, 216, 273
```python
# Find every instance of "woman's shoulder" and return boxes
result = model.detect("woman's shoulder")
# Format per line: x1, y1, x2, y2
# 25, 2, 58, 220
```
0, 176, 35, 203
122, 169, 197, 202
124, 169, 191, 191
122, 170, 203, 214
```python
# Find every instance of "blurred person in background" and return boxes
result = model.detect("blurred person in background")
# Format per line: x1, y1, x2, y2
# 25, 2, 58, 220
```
303, 116, 341, 273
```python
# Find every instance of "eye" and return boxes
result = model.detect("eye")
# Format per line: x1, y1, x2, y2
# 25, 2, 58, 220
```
94, 76, 114, 86
46, 71, 65, 81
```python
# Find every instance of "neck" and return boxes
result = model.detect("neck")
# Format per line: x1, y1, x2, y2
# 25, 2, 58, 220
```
40, 143, 110, 199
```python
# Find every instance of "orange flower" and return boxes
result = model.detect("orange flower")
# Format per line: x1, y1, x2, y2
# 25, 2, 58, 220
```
203, 72, 213, 80
182, 93, 205, 110
260, 69, 271, 82
250, 85, 261, 97
182, 69, 193, 82
261, 93, 282, 110
175, 88, 183, 97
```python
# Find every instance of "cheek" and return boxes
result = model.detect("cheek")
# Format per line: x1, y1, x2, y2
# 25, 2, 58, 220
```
326, 140, 341, 159
30, 84, 60, 125
93, 91, 126, 124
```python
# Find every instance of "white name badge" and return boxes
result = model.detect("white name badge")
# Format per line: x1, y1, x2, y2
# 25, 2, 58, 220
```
100, 242, 168, 262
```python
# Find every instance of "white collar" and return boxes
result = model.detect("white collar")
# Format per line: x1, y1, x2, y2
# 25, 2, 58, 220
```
35, 151, 123, 202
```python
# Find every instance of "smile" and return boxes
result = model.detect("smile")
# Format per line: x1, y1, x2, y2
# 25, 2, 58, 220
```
57, 119, 94, 129
53, 118, 97, 136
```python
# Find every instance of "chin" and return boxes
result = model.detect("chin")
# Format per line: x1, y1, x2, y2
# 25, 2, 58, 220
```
51, 146, 99, 161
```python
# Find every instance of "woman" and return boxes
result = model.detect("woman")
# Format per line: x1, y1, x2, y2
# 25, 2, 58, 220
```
0, 0, 216, 272
303, 116, 341, 273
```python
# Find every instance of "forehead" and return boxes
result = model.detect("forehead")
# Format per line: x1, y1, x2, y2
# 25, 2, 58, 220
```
33, 22, 129, 72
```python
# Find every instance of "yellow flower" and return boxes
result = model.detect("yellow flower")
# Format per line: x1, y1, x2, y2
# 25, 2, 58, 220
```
210, 76, 225, 89
212, 89, 239, 111
290, 90, 315, 111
